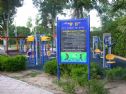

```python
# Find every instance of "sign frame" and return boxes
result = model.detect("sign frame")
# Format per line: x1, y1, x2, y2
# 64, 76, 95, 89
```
56, 16, 90, 80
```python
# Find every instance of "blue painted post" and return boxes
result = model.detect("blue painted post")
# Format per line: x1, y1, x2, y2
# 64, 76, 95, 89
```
35, 34, 38, 65
57, 18, 60, 80
34, 40, 36, 65
41, 41, 45, 65
30, 42, 32, 63
108, 35, 112, 68
87, 16, 90, 80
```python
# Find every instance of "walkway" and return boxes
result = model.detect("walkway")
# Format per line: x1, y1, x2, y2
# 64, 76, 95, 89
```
0, 75, 53, 94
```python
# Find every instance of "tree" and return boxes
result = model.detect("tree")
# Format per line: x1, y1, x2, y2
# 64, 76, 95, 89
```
26, 17, 32, 31
103, 16, 126, 57
112, 0, 126, 11
8, 25, 31, 37
33, 0, 66, 50
16, 26, 31, 37
0, 0, 24, 32
0, 0, 23, 52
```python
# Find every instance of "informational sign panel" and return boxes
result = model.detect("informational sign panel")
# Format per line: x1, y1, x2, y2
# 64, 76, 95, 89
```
61, 30, 87, 62
57, 17, 90, 80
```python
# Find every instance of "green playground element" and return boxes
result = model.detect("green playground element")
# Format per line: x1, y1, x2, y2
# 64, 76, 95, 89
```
61, 52, 87, 62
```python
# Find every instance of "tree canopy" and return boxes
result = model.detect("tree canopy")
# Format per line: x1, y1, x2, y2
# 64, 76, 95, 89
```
0, 0, 24, 33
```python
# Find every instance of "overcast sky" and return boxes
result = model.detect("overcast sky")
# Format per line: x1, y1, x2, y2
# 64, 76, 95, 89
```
14, 0, 101, 28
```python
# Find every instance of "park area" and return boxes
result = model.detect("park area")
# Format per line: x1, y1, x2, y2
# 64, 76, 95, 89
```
0, 0, 126, 94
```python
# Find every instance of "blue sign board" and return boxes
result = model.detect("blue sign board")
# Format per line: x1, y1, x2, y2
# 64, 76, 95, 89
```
56, 17, 90, 80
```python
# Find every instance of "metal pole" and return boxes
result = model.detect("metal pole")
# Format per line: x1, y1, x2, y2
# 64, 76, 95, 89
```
34, 39, 36, 65
6, 17, 9, 54
35, 34, 38, 65
103, 34, 105, 68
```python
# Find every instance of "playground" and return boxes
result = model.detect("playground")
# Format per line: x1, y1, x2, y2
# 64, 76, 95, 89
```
0, 17, 126, 94
1, 0, 126, 94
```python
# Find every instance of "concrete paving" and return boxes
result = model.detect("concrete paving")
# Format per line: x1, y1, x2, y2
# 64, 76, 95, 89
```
0, 75, 53, 94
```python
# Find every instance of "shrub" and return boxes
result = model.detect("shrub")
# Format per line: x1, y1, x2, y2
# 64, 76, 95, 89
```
86, 80, 108, 94
44, 58, 104, 80
106, 67, 126, 80
57, 79, 108, 94
43, 58, 57, 75
91, 63, 105, 79
0, 55, 26, 72
70, 65, 88, 86
57, 79, 76, 94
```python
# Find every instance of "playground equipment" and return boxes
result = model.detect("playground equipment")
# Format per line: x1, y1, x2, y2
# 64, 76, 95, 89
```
103, 33, 113, 68
93, 36, 99, 58
92, 36, 103, 58
27, 35, 36, 65
26, 35, 51, 66
106, 54, 126, 62
0, 36, 26, 54
40, 35, 51, 64
19, 39, 25, 53
106, 54, 115, 64
93, 33, 116, 68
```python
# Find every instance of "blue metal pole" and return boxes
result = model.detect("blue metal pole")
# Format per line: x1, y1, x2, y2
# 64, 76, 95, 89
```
57, 18, 60, 80
30, 42, 32, 63
41, 41, 45, 65
34, 40, 36, 65
87, 16, 90, 80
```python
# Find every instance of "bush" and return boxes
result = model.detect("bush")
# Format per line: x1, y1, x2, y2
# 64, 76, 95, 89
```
57, 79, 108, 94
57, 79, 76, 94
106, 67, 126, 80
43, 58, 57, 75
91, 63, 105, 79
44, 59, 108, 94
86, 80, 108, 94
0, 55, 26, 72
70, 65, 88, 86
44, 58, 104, 80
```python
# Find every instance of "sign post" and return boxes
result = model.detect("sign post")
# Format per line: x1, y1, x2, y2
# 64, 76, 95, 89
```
57, 17, 90, 80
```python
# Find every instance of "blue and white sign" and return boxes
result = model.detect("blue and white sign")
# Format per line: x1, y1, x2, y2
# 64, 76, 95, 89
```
56, 17, 91, 80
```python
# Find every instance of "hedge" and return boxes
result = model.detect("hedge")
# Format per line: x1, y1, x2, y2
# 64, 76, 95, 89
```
0, 55, 26, 72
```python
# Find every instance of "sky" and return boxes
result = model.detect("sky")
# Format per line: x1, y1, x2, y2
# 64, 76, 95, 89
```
14, 0, 101, 28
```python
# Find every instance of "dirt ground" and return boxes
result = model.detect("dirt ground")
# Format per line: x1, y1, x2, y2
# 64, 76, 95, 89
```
1, 70, 126, 94
106, 81, 126, 94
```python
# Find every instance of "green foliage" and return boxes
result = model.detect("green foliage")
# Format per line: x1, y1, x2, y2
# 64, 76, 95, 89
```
91, 63, 105, 79
0, 55, 26, 72
56, 79, 108, 94
86, 80, 108, 94
16, 26, 31, 37
44, 59, 108, 94
44, 59, 104, 80
43, 58, 57, 75
26, 17, 32, 29
70, 66, 88, 86
106, 67, 126, 80
58, 79, 76, 94
112, 0, 126, 11
0, 0, 24, 33
104, 16, 126, 57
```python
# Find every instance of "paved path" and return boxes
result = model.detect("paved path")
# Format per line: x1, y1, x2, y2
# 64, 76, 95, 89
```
0, 75, 53, 94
